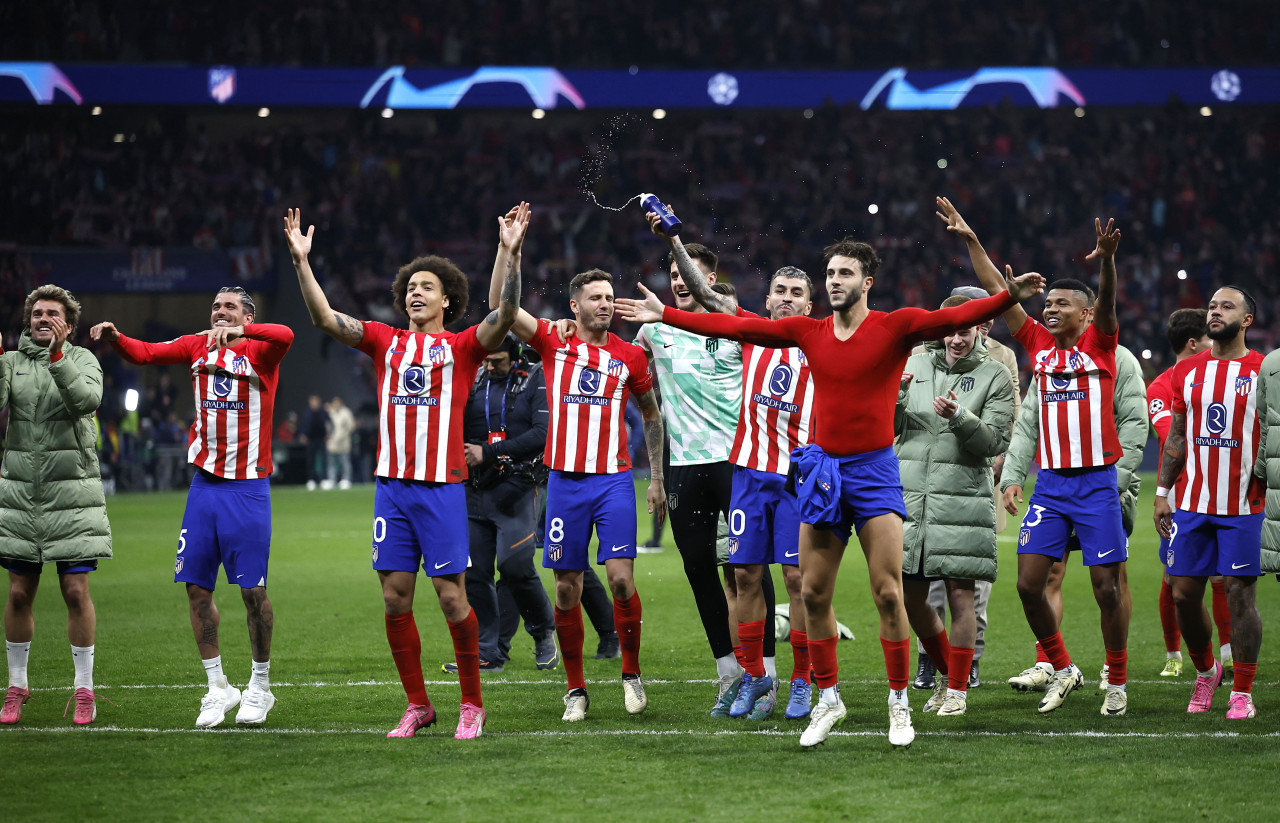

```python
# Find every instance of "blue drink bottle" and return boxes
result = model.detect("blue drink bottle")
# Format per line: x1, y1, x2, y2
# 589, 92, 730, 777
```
640, 193, 681, 237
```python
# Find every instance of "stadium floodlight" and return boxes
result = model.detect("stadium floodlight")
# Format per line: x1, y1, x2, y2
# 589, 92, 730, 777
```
1177, 269, 1188, 280
652, 108, 666, 119
937, 159, 948, 169
124, 388, 139, 412
91, 106, 101, 115
868, 204, 879, 215
1074, 107, 1085, 117
1141, 349, 1152, 360
531, 108, 546, 119
1200, 106, 1212, 117
381, 108, 394, 118
257, 107, 270, 117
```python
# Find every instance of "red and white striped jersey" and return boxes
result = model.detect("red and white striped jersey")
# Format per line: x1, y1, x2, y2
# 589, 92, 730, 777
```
730, 341, 814, 475
112, 324, 294, 479
356, 321, 487, 483
1013, 319, 1121, 470
525, 319, 652, 474
1148, 366, 1189, 501
1170, 349, 1265, 515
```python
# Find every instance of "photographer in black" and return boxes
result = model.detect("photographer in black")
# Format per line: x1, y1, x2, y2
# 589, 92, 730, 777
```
444, 335, 560, 672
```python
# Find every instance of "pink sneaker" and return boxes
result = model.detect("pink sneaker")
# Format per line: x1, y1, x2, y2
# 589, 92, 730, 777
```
454, 702, 485, 740
1, 686, 30, 724
1187, 661, 1223, 713
387, 703, 436, 738
1226, 692, 1257, 719
65, 688, 97, 725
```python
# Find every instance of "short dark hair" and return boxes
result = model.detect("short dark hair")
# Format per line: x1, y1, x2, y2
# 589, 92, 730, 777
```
1165, 308, 1208, 355
669, 243, 718, 275
393, 255, 469, 325
24, 284, 81, 333
822, 239, 880, 280
770, 266, 813, 299
1217, 284, 1257, 317
710, 281, 736, 298
569, 268, 613, 299
1046, 278, 1096, 305
494, 332, 522, 359
940, 295, 970, 310
217, 286, 256, 318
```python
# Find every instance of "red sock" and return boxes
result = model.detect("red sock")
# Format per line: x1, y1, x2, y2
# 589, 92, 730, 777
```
1211, 580, 1231, 647
1159, 579, 1181, 653
613, 590, 643, 676
555, 605, 586, 691
384, 612, 429, 706
1189, 644, 1215, 674
881, 637, 911, 691
789, 630, 810, 682
738, 620, 766, 677
948, 646, 975, 692
733, 646, 746, 668
1038, 631, 1072, 671
809, 635, 840, 689
1233, 662, 1256, 694
920, 629, 951, 675
446, 608, 482, 708
1105, 647, 1127, 687
1035, 641, 1050, 665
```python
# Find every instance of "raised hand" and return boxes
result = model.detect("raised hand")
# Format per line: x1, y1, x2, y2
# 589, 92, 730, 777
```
1085, 217, 1121, 260
89, 321, 120, 344
1004, 266, 1046, 303
283, 208, 314, 263
499, 201, 532, 253
935, 196, 978, 244
645, 210, 675, 244
615, 283, 666, 324
933, 390, 960, 419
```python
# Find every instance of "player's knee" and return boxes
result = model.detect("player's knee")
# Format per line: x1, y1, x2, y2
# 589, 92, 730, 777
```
607, 575, 633, 601
800, 583, 831, 613
871, 581, 902, 615
1015, 576, 1044, 604
61, 582, 92, 613
1092, 576, 1122, 609
7, 580, 37, 612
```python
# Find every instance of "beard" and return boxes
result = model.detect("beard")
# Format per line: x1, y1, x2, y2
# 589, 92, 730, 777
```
1207, 320, 1241, 341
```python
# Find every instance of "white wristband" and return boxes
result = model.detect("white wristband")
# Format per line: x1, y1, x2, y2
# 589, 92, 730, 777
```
1155, 486, 1170, 499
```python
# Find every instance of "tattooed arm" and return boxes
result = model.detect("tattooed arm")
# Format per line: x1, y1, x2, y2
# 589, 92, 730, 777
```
284, 208, 364, 348
643, 211, 735, 315
1153, 411, 1187, 538
635, 387, 668, 524
487, 202, 539, 343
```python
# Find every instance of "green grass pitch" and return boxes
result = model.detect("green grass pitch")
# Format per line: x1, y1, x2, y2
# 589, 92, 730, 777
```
4, 475, 1278, 822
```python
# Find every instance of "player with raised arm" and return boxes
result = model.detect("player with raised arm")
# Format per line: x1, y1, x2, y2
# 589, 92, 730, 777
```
1154, 287, 1265, 719
643, 211, 816, 720
90, 287, 292, 727
488, 256, 666, 722
284, 203, 529, 740
1147, 310, 1232, 678
617, 231, 1044, 748
937, 196, 1131, 716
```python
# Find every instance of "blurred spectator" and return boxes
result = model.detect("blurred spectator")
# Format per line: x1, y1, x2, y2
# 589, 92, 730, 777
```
300, 394, 329, 490
324, 395, 355, 489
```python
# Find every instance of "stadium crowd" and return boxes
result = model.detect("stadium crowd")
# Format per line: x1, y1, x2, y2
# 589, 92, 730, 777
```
4, 0, 1278, 69
3, 103, 1278, 380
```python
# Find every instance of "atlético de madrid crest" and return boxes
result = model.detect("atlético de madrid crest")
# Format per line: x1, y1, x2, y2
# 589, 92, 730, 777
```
1236, 376, 1254, 396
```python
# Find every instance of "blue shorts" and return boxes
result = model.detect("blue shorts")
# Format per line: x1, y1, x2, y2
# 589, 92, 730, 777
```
543, 470, 637, 570
829, 447, 908, 545
372, 478, 470, 577
1016, 466, 1126, 566
728, 466, 800, 566
176, 473, 272, 590
1, 558, 98, 576
1165, 510, 1263, 578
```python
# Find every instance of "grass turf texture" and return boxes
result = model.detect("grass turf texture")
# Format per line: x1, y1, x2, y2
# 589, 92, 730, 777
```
5, 475, 1278, 822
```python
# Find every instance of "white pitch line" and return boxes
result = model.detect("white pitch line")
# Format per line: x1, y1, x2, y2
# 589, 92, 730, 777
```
31, 676, 1276, 694
4, 725, 1278, 740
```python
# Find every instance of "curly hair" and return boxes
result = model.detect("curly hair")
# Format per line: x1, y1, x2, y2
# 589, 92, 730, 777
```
23, 284, 82, 333
392, 255, 470, 325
